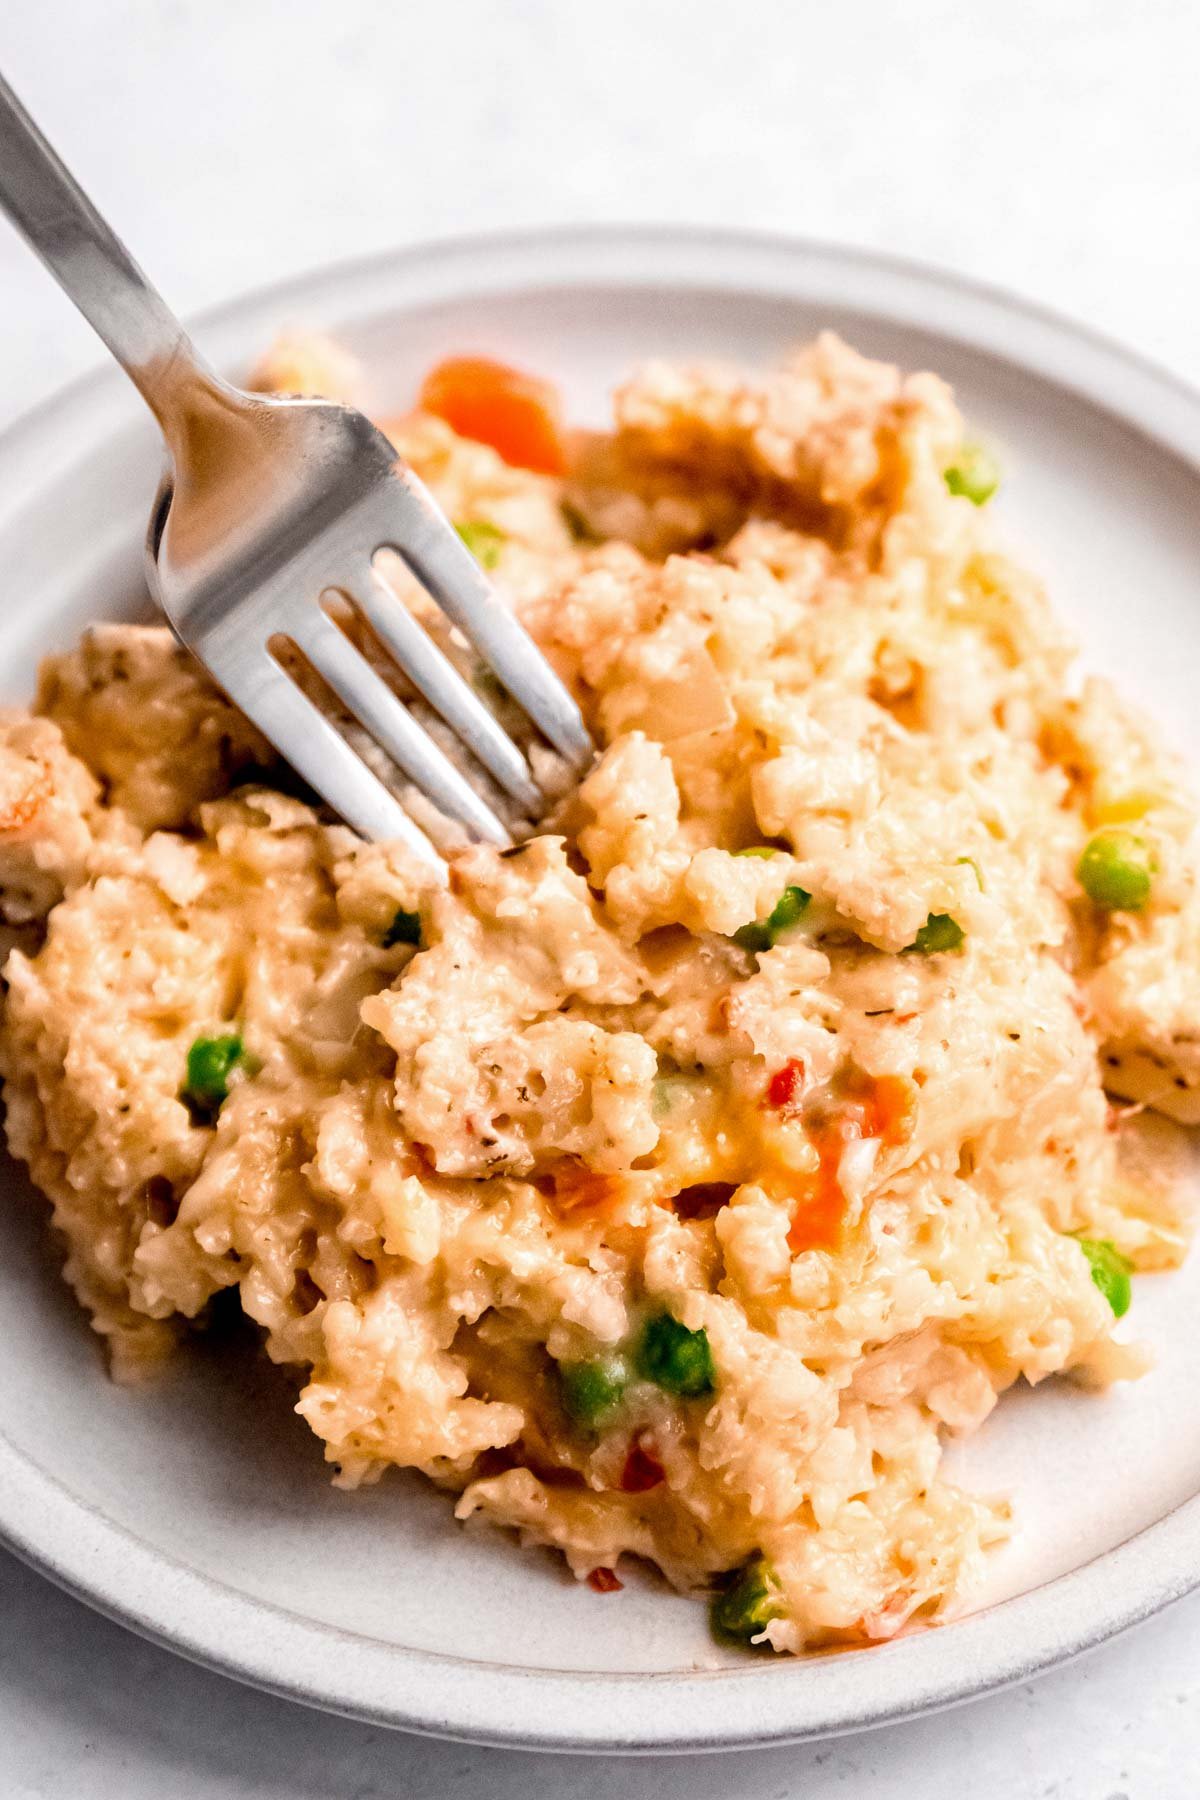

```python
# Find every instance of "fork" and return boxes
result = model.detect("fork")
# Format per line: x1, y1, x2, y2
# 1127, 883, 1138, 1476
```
0, 73, 593, 865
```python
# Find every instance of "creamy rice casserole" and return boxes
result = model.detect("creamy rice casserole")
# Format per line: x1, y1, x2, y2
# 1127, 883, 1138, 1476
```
1, 330, 1197, 1653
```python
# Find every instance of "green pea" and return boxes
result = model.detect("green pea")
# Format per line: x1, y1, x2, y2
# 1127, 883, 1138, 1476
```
732, 846, 780, 859
637, 1312, 716, 1397
767, 885, 810, 933
1077, 830, 1156, 912
383, 907, 422, 948
558, 1353, 630, 1428
454, 519, 506, 570
711, 1556, 781, 1645
733, 884, 811, 953
181, 1033, 251, 1120
907, 912, 965, 954
944, 443, 999, 505
1076, 1237, 1133, 1318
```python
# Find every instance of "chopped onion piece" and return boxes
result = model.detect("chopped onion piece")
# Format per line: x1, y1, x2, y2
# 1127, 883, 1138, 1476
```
837, 1135, 881, 1213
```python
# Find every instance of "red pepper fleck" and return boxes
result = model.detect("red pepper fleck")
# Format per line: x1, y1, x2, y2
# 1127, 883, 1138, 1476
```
620, 1438, 665, 1493
671, 1181, 736, 1219
588, 1566, 623, 1593
766, 1058, 806, 1113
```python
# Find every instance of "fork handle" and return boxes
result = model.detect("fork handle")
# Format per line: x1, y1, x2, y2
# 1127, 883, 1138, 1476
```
0, 70, 218, 428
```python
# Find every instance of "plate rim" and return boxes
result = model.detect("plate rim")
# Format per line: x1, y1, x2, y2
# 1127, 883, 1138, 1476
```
3, 222, 1200, 1752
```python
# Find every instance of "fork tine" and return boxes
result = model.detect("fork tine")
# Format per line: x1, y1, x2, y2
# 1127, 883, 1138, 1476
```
379, 466, 594, 767
293, 609, 512, 846
347, 562, 542, 814
199, 636, 443, 866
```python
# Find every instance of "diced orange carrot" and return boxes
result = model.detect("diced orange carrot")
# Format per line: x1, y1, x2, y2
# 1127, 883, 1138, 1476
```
418, 355, 567, 475
787, 1132, 847, 1254
861, 1074, 917, 1147
551, 1162, 626, 1214
785, 1074, 916, 1253
836, 1070, 917, 1148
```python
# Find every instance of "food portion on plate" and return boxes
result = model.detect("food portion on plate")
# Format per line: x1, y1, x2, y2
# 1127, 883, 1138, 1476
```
1, 329, 1197, 1656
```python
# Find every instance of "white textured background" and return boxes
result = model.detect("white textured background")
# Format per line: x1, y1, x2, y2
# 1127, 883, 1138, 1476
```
3, 2, 1200, 1794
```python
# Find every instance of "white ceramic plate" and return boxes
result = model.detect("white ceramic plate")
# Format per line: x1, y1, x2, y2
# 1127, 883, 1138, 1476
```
2, 227, 1200, 1754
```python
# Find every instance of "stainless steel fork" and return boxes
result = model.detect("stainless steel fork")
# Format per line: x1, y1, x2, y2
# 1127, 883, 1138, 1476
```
0, 73, 592, 865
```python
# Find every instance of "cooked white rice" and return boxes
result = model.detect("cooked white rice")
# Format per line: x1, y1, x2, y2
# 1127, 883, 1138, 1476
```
1, 329, 1197, 1653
